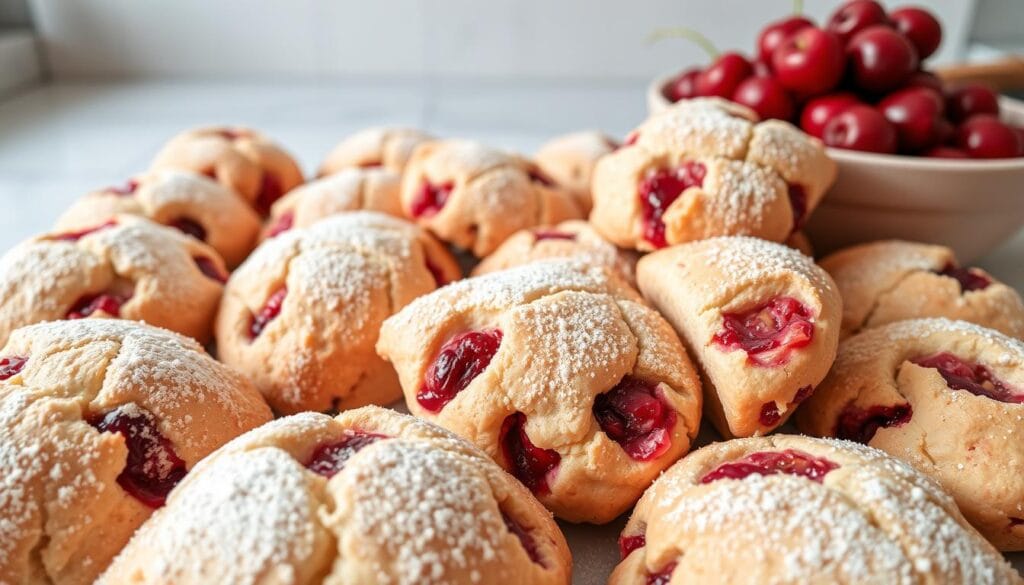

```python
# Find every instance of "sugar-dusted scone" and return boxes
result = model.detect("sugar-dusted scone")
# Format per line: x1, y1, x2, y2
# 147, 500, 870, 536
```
637, 237, 841, 438
262, 167, 403, 240
150, 126, 304, 216
99, 407, 572, 585
377, 260, 702, 523
591, 98, 836, 251
401, 139, 584, 257
217, 212, 460, 414
0, 215, 229, 346
534, 130, 619, 214
820, 240, 1024, 339
472, 220, 638, 285
55, 170, 261, 268
796, 318, 1024, 550
0, 319, 271, 585
610, 435, 1018, 585
319, 126, 434, 176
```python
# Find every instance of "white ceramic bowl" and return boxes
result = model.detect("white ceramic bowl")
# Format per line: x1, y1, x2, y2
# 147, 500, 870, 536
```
647, 73, 1024, 262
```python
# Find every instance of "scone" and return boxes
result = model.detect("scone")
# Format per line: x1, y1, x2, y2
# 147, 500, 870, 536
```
637, 237, 841, 438
150, 126, 304, 216
472, 220, 638, 285
610, 435, 1018, 585
55, 170, 261, 268
262, 167, 403, 239
534, 130, 619, 214
319, 126, 434, 175
591, 98, 836, 251
217, 212, 460, 414
0, 319, 272, 585
820, 240, 1024, 339
377, 260, 703, 523
401, 139, 584, 257
0, 215, 229, 346
796, 318, 1024, 550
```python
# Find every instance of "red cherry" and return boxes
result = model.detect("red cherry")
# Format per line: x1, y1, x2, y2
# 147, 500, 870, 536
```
756, 16, 814, 63
666, 68, 702, 102
417, 329, 503, 413
254, 173, 283, 217
923, 146, 969, 159
878, 87, 945, 152
731, 76, 794, 121
956, 115, 1023, 159
836, 403, 912, 443
500, 412, 560, 495
890, 7, 942, 60
695, 52, 753, 98
751, 59, 772, 77
846, 25, 919, 94
827, 0, 890, 44
638, 162, 706, 249
945, 84, 1000, 123
937, 264, 992, 292
823, 104, 898, 153
800, 92, 861, 139
771, 27, 845, 95
903, 70, 944, 93
593, 377, 676, 461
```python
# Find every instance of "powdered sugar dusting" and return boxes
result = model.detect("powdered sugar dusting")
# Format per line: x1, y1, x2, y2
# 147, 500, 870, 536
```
843, 318, 1024, 364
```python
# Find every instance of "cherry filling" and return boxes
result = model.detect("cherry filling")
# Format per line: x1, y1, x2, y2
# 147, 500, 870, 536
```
713, 297, 814, 367
170, 217, 207, 242
618, 534, 646, 559
533, 229, 576, 241
936, 264, 992, 292
424, 258, 448, 287
249, 287, 287, 339
0, 355, 27, 380
107, 179, 139, 196
624, 131, 640, 146
194, 257, 227, 284
67, 293, 128, 320
528, 169, 555, 187
500, 412, 560, 495
254, 173, 284, 217
409, 180, 454, 218
89, 406, 187, 508
593, 377, 676, 461
787, 184, 808, 231
51, 220, 117, 242
266, 211, 295, 238
216, 129, 246, 141
912, 352, 1024, 404
835, 403, 913, 443
304, 430, 388, 478
416, 329, 502, 413
638, 162, 706, 249
502, 512, 544, 567
759, 385, 814, 427
700, 449, 839, 484
647, 563, 677, 585
1010, 518, 1024, 528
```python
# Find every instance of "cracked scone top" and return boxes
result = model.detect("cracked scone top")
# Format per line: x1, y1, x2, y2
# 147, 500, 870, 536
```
820, 240, 1024, 339
637, 237, 841, 438
150, 126, 304, 216
98, 407, 572, 585
55, 170, 261, 268
796, 318, 1024, 551
0, 319, 272, 585
0, 214, 230, 346
533, 130, 620, 214
401, 139, 585, 257
319, 126, 434, 176
262, 167, 404, 240
590, 98, 836, 251
377, 260, 703, 523
216, 211, 460, 414
609, 435, 1018, 585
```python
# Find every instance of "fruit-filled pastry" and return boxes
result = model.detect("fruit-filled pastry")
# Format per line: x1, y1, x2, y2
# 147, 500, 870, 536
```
534, 130, 620, 214
319, 126, 434, 176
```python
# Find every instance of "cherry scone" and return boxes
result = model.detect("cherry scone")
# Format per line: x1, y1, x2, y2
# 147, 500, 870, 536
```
472, 220, 638, 285
150, 126, 304, 216
0, 215, 229, 346
262, 167, 403, 240
637, 237, 841, 438
0, 319, 272, 585
401, 139, 584, 257
820, 240, 1024, 339
533, 130, 620, 214
591, 98, 836, 251
610, 435, 1018, 585
55, 170, 261, 268
216, 211, 460, 415
319, 126, 434, 176
98, 406, 572, 585
796, 318, 1024, 551
376, 260, 703, 523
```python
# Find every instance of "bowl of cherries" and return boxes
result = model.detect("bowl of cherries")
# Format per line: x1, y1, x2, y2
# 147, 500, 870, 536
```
648, 0, 1024, 262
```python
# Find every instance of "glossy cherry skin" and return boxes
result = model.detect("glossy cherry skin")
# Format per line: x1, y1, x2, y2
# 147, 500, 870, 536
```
878, 87, 945, 152
924, 146, 969, 159
731, 76, 794, 121
956, 115, 1024, 159
827, 0, 890, 44
756, 16, 814, 63
771, 27, 846, 96
695, 52, 753, 99
846, 25, 920, 94
823, 105, 898, 154
890, 6, 942, 60
904, 70, 944, 93
946, 84, 1000, 123
666, 68, 702, 102
800, 92, 861, 139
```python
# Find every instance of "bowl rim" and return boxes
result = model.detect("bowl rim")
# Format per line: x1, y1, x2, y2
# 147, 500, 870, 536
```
649, 72, 1024, 171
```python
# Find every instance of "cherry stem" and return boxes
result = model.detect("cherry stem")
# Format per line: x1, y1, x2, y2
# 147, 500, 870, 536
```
648, 27, 719, 60
793, 0, 804, 15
